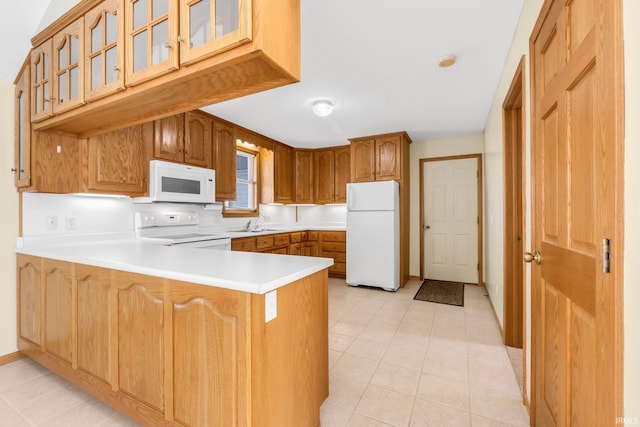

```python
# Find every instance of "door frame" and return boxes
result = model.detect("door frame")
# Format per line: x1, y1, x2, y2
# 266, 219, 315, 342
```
502, 57, 526, 348
419, 154, 483, 285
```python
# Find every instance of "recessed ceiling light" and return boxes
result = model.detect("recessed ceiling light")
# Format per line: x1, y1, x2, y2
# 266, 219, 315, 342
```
438, 54, 457, 68
310, 99, 336, 117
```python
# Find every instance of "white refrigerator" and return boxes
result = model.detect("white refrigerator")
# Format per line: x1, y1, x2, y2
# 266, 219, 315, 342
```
346, 180, 400, 291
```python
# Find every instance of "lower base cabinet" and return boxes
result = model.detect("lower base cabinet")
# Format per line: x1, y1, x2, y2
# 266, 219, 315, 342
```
17, 254, 329, 427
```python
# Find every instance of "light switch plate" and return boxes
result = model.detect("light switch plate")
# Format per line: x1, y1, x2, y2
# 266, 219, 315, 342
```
265, 290, 277, 323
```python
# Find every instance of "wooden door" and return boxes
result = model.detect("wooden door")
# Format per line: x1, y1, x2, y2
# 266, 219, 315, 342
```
14, 59, 31, 188
85, 0, 125, 101
154, 113, 185, 163
274, 144, 294, 204
423, 157, 478, 284
334, 145, 351, 203
315, 149, 335, 204
43, 259, 74, 365
17, 255, 42, 347
185, 110, 213, 168
294, 150, 314, 203
125, 0, 179, 86
350, 139, 375, 182
178, 0, 252, 66
86, 122, 153, 195
31, 39, 53, 121
375, 135, 401, 181
213, 120, 237, 200
52, 18, 85, 114
530, 0, 623, 425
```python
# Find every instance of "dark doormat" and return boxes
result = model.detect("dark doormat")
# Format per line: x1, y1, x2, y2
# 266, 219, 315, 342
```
414, 279, 466, 307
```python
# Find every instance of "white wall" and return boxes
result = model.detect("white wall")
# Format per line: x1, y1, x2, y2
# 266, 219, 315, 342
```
0, 80, 20, 356
482, 0, 543, 404
623, 0, 640, 420
409, 134, 484, 277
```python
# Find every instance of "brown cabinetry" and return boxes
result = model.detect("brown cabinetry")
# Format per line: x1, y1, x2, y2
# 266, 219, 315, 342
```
213, 119, 237, 201
318, 231, 346, 277
31, 39, 53, 121
315, 145, 350, 204
294, 149, 314, 203
32, 131, 81, 193
273, 144, 294, 204
153, 113, 185, 163
17, 254, 328, 427
86, 122, 153, 195
14, 59, 32, 188
52, 18, 85, 114
154, 111, 214, 169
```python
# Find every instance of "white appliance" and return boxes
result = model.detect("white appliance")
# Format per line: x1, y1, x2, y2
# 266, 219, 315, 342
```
346, 181, 400, 291
135, 160, 216, 204
135, 211, 231, 250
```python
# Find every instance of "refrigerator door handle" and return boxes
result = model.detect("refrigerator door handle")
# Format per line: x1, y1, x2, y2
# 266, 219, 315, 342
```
347, 186, 354, 210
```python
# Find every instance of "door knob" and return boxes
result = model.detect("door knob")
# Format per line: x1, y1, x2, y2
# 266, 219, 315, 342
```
523, 250, 541, 265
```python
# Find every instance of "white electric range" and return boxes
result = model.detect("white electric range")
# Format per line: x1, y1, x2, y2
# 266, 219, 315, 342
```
135, 211, 231, 250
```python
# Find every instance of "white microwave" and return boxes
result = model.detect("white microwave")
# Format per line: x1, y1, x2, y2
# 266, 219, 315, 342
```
135, 160, 216, 204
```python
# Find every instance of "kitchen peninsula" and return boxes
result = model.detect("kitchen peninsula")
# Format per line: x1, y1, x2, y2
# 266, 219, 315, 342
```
15, 239, 332, 426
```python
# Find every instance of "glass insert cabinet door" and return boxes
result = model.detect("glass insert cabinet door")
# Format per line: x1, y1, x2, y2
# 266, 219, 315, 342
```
14, 61, 31, 188
30, 39, 53, 122
52, 18, 85, 113
126, 0, 179, 86
85, 0, 125, 101
179, 0, 251, 65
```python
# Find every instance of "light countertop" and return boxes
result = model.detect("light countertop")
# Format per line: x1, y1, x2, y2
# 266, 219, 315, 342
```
15, 239, 333, 295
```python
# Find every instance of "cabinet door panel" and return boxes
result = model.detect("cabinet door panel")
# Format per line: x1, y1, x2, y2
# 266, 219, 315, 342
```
85, 0, 125, 101
179, 0, 252, 65
375, 136, 401, 181
294, 150, 314, 203
126, 0, 178, 86
153, 113, 185, 162
43, 259, 74, 364
31, 40, 53, 121
87, 122, 153, 195
18, 256, 42, 346
115, 273, 165, 411
33, 131, 81, 193
213, 120, 237, 200
185, 111, 213, 168
334, 146, 350, 203
172, 287, 243, 426
76, 265, 112, 385
351, 139, 375, 182
53, 18, 85, 114
274, 144, 293, 203
315, 149, 334, 204
14, 61, 31, 188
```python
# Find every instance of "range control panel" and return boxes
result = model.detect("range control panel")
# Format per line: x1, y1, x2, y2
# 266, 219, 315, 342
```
135, 212, 200, 229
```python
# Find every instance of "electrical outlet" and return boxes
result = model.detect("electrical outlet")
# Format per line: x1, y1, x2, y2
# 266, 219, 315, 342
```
65, 216, 77, 230
265, 290, 277, 323
46, 216, 58, 230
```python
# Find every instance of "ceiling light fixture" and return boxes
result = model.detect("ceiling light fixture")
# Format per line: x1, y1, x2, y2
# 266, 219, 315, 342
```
311, 99, 335, 117
438, 54, 457, 68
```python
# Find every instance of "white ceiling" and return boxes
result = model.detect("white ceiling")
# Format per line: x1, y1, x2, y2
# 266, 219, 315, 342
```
1, 0, 524, 149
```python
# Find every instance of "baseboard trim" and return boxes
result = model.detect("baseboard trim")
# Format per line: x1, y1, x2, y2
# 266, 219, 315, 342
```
0, 351, 25, 366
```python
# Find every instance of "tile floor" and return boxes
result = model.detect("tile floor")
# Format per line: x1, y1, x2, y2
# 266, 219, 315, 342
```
0, 278, 529, 426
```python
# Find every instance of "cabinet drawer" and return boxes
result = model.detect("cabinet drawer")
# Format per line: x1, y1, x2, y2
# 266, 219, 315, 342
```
256, 235, 274, 249
319, 231, 345, 242
270, 247, 288, 255
273, 234, 290, 246
290, 232, 302, 243
330, 262, 346, 274
307, 231, 318, 241
320, 242, 346, 253
231, 238, 256, 252
301, 231, 308, 241
289, 243, 301, 255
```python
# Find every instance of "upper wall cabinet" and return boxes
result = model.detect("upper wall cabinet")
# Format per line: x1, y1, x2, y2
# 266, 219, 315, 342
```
349, 132, 409, 183
85, 0, 125, 101
125, 0, 179, 86
14, 59, 31, 188
179, 0, 251, 65
52, 19, 85, 114
31, 40, 53, 121
28, 0, 299, 136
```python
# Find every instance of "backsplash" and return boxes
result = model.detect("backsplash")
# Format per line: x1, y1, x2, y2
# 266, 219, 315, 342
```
21, 193, 346, 237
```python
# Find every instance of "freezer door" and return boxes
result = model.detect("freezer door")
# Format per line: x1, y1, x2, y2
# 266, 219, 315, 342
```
347, 181, 399, 212
346, 210, 399, 290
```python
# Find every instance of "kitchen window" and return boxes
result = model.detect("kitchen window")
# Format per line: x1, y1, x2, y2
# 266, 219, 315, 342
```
225, 147, 258, 214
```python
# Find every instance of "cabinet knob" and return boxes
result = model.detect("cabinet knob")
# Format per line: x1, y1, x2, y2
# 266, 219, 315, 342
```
164, 41, 171, 49
10, 168, 17, 172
